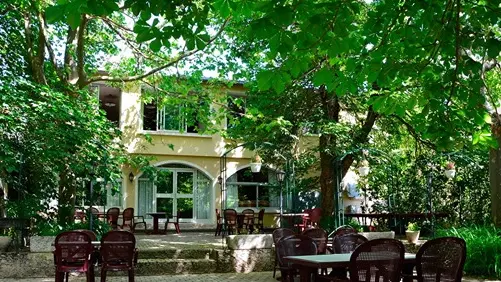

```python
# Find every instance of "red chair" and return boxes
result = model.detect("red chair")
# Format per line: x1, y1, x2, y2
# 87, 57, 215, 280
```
254, 209, 265, 233
215, 209, 223, 236
241, 209, 255, 233
308, 208, 322, 227
164, 210, 181, 234
223, 209, 238, 235
294, 209, 311, 232
276, 234, 318, 282
100, 231, 138, 282
121, 208, 134, 231
272, 228, 296, 278
106, 207, 120, 230
53, 231, 94, 282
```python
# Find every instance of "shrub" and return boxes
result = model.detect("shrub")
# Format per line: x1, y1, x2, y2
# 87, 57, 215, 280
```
34, 219, 111, 240
437, 226, 501, 279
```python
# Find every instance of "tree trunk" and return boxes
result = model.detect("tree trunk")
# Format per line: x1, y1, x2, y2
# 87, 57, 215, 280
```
319, 134, 336, 216
490, 117, 501, 226
58, 170, 75, 225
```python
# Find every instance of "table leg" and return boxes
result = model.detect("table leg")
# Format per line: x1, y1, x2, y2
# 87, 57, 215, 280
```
298, 266, 313, 282
152, 217, 159, 234
402, 262, 415, 282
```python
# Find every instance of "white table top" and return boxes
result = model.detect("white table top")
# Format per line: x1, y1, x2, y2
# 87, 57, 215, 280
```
285, 252, 416, 263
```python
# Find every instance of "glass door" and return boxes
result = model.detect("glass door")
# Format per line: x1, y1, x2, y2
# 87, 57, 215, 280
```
155, 169, 194, 220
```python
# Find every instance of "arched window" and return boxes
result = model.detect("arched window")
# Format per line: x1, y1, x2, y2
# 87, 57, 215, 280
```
226, 167, 280, 208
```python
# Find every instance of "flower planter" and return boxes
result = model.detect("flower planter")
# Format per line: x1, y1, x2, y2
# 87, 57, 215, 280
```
445, 169, 456, 179
359, 231, 395, 241
250, 163, 262, 173
0, 237, 11, 252
358, 167, 370, 176
405, 230, 420, 244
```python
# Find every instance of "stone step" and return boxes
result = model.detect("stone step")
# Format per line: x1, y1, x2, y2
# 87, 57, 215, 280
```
138, 248, 214, 259
135, 258, 217, 275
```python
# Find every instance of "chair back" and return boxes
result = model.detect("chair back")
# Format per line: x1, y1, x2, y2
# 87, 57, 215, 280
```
329, 225, 357, 238
106, 207, 120, 228
122, 208, 134, 229
257, 209, 265, 224
272, 228, 295, 244
416, 237, 466, 282
223, 209, 237, 225
276, 234, 317, 267
333, 233, 368, 254
89, 207, 100, 216
216, 209, 222, 224
242, 209, 255, 225
74, 210, 86, 221
54, 231, 93, 267
301, 228, 328, 254
73, 229, 97, 241
101, 231, 136, 267
309, 208, 322, 225
349, 238, 404, 282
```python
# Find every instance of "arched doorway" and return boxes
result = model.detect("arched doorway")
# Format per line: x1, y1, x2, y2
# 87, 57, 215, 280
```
137, 163, 212, 223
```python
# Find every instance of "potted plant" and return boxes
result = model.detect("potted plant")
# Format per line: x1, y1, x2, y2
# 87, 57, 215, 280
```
445, 161, 456, 179
250, 154, 262, 173
406, 222, 420, 243
358, 159, 370, 176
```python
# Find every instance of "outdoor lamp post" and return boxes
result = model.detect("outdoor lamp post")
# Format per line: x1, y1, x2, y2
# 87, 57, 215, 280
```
277, 171, 286, 227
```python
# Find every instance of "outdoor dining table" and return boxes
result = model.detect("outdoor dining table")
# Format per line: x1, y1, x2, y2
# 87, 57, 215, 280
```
284, 252, 416, 282
146, 212, 166, 234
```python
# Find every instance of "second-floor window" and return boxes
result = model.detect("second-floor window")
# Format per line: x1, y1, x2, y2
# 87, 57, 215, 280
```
143, 102, 204, 133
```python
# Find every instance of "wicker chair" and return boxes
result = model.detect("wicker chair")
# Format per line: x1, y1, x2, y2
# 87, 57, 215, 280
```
302, 228, 328, 254
106, 207, 120, 230
416, 237, 466, 282
272, 228, 296, 278
328, 225, 358, 254
254, 209, 265, 233
276, 234, 318, 282
349, 238, 405, 282
241, 209, 255, 233
53, 231, 94, 282
333, 233, 368, 254
100, 231, 138, 282
223, 209, 238, 235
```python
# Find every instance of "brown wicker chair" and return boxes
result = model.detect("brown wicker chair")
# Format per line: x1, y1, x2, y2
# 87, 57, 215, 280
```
333, 233, 368, 254
53, 231, 94, 282
349, 238, 404, 282
100, 231, 138, 282
276, 234, 317, 282
106, 207, 120, 230
223, 209, 238, 235
416, 237, 466, 282
254, 209, 265, 233
302, 228, 328, 254
328, 225, 358, 254
272, 228, 296, 278
241, 209, 255, 233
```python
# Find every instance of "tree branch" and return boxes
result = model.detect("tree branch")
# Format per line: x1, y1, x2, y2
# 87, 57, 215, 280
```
63, 27, 77, 80
85, 18, 230, 85
37, 11, 64, 82
391, 114, 437, 149
76, 15, 88, 88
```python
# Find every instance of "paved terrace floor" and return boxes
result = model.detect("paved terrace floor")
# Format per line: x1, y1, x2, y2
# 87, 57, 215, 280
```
0, 272, 497, 282
133, 232, 226, 250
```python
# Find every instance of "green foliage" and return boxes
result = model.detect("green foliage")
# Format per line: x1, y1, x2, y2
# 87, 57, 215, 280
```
407, 222, 420, 231
437, 226, 501, 279
35, 218, 111, 239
